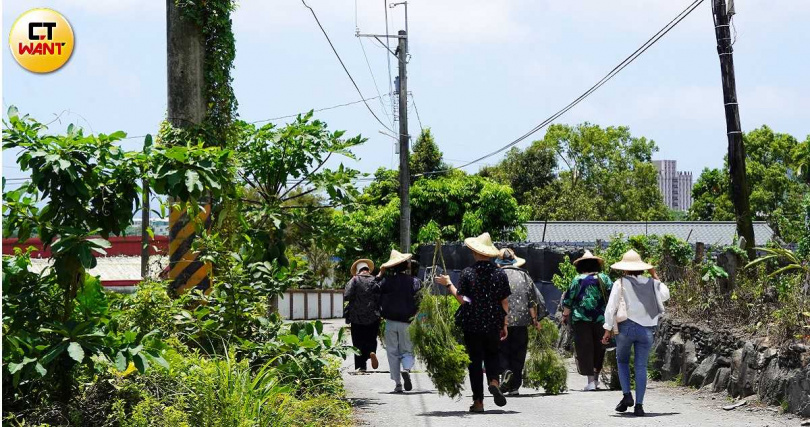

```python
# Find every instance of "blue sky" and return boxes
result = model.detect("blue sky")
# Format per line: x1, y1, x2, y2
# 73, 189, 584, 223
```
3, 0, 809, 185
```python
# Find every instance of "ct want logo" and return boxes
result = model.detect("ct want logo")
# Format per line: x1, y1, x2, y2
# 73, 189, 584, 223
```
9, 8, 75, 73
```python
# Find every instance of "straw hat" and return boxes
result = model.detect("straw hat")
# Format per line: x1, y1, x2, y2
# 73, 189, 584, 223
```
350, 258, 374, 276
573, 250, 604, 266
381, 249, 413, 269
610, 249, 654, 271
464, 232, 500, 258
495, 248, 526, 268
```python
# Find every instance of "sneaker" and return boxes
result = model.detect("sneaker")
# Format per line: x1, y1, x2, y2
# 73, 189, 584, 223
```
593, 376, 600, 390
633, 404, 645, 417
583, 382, 596, 391
615, 393, 635, 412
505, 389, 520, 397
370, 352, 379, 370
501, 370, 513, 392
469, 401, 485, 413
394, 384, 403, 393
357, 367, 367, 373
401, 370, 412, 391
488, 384, 507, 407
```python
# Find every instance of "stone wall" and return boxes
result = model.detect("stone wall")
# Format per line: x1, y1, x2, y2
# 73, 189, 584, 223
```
652, 316, 810, 416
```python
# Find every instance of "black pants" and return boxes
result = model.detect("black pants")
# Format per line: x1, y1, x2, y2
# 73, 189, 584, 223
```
464, 330, 501, 402
499, 326, 529, 391
573, 321, 606, 376
350, 321, 380, 370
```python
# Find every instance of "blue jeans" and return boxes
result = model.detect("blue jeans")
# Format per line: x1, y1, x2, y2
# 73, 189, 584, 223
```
615, 320, 655, 404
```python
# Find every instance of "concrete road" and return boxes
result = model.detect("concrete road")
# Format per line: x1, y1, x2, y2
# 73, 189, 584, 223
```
322, 320, 799, 427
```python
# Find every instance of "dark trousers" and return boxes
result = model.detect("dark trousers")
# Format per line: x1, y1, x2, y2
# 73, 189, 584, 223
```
464, 330, 502, 402
499, 326, 529, 391
572, 321, 606, 376
350, 321, 380, 370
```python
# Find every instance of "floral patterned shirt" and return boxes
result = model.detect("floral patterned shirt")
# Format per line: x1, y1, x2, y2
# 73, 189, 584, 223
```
455, 261, 512, 333
502, 266, 545, 327
563, 273, 613, 324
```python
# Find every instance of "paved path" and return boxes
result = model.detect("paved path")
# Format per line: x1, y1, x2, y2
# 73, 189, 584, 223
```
323, 320, 799, 427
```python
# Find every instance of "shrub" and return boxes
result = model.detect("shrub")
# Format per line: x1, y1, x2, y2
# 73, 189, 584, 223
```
551, 256, 578, 292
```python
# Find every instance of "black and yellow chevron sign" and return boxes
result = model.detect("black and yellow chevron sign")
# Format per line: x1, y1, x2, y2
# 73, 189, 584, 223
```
169, 205, 212, 294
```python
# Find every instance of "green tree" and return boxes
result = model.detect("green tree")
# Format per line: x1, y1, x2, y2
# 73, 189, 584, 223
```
336, 171, 528, 272
688, 126, 809, 242
496, 123, 669, 221
232, 112, 365, 265
479, 142, 557, 204
410, 128, 447, 177
688, 168, 735, 221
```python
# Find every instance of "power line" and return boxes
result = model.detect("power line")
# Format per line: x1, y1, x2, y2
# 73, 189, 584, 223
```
249, 94, 386, 124
358, 37, 395, 127
414, 0, 706, 178
121, 94, 388, 140
409, 91, 424, 134
300, 0, 394, 133
384, 0, 395, 127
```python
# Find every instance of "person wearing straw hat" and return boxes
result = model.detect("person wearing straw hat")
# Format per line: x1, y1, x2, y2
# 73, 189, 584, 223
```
495, 248, 546, 396
436, 233, 511, 412
344, 258, 381, 372
377, 249, 422, 393
562, 250, 612, 391
602, 250, 670, 417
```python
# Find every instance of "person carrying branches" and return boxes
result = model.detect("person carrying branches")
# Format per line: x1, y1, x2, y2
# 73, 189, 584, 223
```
436, 233, 511, 413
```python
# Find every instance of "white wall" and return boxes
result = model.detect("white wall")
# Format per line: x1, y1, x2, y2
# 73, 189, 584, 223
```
275, 290, 344, 320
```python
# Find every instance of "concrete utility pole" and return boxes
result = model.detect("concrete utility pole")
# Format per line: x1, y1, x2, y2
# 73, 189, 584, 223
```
166, 0, 209, 293
711, 0, 755, 256
397, 29, 410, 252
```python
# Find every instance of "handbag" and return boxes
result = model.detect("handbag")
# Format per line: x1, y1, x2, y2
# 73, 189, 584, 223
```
611, 278, 628, 335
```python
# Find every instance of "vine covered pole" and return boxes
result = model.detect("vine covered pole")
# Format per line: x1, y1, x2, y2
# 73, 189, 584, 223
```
711, 0, 755, 258
166, 0, 210, 294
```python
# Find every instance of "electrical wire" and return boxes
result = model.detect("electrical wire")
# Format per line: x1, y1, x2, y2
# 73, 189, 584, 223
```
121, 94, 388, 140
409, 91, 424, 134
384, 0, 395, 125
413, 0, 706, 178
358, 37, 395, 127
300, 0, 395, 133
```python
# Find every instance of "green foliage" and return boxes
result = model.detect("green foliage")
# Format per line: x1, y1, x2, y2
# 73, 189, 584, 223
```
410, 127, 447, 177
551, 256, 578, 292
175, 0, 238, 141
689, 126, 810, 243
700, 261, 729, 283
409, 289, 469, 399
151, 125, 234, 203
479, 141, 556, 204
523, 318, 567, 394
509, 123, 669, 221
339, 171, 528, 270
232, 114, 364, 268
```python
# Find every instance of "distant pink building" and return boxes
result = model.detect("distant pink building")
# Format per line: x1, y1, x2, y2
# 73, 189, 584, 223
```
653, 160, 693, 211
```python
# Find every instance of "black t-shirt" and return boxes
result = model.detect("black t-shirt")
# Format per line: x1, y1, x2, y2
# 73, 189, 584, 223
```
379, 273, 421, 323
455, 261, 512, 333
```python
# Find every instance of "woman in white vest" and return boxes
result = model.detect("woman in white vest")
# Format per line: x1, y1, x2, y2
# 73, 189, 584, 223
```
602, 250, 670, 417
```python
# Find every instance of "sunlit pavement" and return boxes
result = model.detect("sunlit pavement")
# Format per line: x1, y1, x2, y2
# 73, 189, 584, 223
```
319, 319, 797, 427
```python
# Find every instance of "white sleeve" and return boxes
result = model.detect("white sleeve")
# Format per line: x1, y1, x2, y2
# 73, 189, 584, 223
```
657, 280, 670, 303
603, 279, 622, 331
